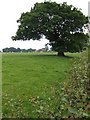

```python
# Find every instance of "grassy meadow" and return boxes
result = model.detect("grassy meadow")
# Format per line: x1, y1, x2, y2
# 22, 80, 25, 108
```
2, 52, 80, 118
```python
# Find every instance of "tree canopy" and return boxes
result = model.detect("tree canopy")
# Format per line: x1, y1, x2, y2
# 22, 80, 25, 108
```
12, 1, 88, 56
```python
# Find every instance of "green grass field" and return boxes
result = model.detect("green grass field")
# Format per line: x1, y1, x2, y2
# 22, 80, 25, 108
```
2, 52, 80, 118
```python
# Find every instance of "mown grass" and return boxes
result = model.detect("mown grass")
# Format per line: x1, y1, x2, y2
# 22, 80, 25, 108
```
2, 52, 80, 118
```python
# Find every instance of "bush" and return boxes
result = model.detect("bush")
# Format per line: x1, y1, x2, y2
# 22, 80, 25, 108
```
55, 51, 90, 118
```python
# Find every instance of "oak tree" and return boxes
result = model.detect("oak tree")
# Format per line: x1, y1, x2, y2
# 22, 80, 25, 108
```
12, 1, 88, 56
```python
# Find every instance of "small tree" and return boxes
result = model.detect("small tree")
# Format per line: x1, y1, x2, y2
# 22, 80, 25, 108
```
12, 1, 88, 56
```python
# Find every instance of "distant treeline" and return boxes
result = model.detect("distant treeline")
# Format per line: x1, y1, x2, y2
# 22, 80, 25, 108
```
2, 46, 51, 52
2, 47, 36, 52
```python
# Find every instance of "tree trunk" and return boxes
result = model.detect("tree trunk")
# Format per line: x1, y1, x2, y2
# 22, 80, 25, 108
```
57, 51, 65, 56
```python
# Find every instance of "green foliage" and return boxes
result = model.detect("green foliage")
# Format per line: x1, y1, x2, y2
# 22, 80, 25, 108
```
35, 51, 90, 118
55, 51, 90, 118
12, 1, 88, 55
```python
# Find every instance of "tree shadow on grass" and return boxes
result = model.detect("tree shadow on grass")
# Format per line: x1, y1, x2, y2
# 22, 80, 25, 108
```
31, 53, 74, 59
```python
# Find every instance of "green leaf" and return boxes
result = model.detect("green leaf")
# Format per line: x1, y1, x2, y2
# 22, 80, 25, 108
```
83, 112, 89, 117
61, 97, 67, 102
68, 107, 77, 113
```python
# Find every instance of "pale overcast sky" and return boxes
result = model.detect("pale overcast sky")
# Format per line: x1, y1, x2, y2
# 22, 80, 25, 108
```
0, 0, 89, 51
